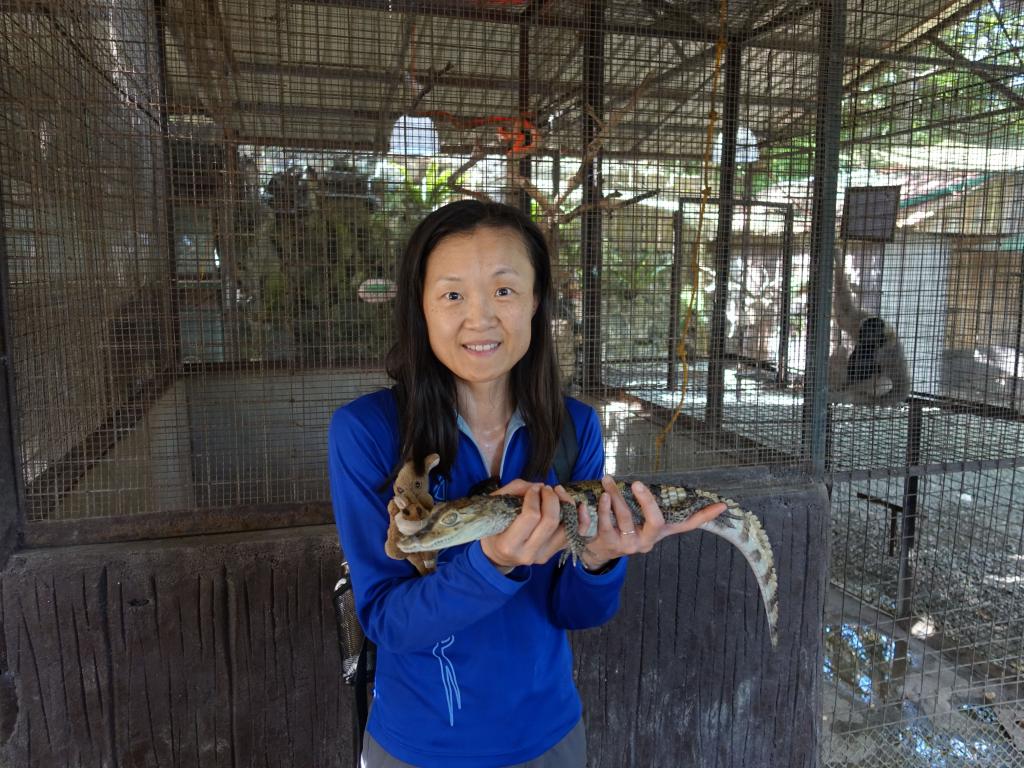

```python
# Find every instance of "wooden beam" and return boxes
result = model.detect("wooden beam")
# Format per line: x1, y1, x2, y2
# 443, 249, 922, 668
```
230, 60, 813, 105
580, 0, 605, 391
302, 0, 722, 41
23, 501, 333, 548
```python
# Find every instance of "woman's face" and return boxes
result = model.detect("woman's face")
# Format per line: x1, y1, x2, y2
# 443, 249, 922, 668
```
421, 226, 538, 390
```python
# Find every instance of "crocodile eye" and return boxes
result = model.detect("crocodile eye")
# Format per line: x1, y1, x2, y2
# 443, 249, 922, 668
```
440, 511, 459, 526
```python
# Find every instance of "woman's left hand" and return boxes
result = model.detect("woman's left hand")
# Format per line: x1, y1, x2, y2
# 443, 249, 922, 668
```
573, 475, 727, 571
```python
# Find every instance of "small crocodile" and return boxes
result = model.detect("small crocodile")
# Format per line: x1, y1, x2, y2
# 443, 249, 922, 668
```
397, 480, 779, 648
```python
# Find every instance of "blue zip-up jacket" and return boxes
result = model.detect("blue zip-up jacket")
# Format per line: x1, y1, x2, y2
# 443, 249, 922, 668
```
328, 389, 627, 767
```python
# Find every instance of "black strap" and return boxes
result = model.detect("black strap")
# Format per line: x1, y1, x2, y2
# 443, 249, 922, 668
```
333, 566, 375, 760
353, 640, 372, 761
553, 405, 578, 486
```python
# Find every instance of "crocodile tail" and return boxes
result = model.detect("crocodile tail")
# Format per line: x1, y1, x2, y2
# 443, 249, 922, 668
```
593, 481, 779, 648
699, 505, 780, 649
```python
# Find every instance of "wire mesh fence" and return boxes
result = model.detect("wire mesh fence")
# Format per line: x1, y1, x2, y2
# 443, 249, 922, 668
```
1, 0, 1022, 765
821, 4, 1024, 765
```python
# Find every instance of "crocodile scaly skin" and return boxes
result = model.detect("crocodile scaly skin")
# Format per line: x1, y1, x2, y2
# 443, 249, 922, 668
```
398, 480, 779, 648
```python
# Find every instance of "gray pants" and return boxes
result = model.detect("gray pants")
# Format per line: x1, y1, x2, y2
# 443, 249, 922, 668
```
360, 718, 586, 768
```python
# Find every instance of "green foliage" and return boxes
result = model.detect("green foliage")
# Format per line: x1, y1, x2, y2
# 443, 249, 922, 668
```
599, 242, 712, 357
236, 162, 398, 364
379, 161, 456, 215
839, 8, 1024, 146
373, 160, 458, 255
602, 246, 669, 301
764, 8, 1023, 178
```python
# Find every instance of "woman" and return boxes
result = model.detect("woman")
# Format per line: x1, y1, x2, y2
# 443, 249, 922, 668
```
328, 199, 724, 767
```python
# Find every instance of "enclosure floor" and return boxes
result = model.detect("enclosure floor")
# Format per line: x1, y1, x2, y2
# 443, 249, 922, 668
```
821, 586, 1023, 768
599, 361, 809, 459
600, 364, 1024, 682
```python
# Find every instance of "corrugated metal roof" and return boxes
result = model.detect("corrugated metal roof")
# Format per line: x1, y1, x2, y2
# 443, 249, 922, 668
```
162, 0, 985, 157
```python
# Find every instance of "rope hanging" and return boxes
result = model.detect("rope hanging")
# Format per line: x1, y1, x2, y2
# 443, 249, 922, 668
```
655, 0, 731, 470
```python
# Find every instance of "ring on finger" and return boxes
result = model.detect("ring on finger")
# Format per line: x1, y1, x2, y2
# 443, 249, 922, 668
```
622, 529, 637, 536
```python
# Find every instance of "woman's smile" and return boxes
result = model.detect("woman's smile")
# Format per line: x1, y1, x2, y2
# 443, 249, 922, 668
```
463, 341, 500, 354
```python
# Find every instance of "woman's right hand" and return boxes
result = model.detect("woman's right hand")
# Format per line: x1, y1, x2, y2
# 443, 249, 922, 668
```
479, 480, 568, 572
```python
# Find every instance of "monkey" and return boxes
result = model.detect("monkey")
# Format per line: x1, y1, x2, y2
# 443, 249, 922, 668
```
828, 256, 911, 406
385, 453, 440, 575
846, 316, 887, 383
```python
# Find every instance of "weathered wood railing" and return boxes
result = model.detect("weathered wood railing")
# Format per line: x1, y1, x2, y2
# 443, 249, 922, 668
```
0, 468, 826, 767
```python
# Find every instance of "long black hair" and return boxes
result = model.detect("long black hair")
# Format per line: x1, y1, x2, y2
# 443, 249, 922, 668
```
385, 199, 564, 480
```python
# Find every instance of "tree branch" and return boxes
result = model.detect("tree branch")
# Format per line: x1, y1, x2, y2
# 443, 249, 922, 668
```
558, 189, 659, 224
554, 72, 655, 210
446, 145, 494, 202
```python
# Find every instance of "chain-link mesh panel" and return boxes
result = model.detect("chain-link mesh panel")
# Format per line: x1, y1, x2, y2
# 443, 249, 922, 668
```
824, 2, 1024, 764
827, 466, 1024, 767
1, 1, 172, 521
1, 0, 1023, 764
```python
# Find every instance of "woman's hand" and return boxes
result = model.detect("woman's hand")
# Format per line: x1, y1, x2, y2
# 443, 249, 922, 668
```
479, 480, 569, 572
575, 475, 727, 571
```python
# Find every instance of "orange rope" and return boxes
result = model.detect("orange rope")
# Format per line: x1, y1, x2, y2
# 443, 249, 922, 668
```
416, 110, 538, 156
409, 22, 536, 157
655, 0, 730, 470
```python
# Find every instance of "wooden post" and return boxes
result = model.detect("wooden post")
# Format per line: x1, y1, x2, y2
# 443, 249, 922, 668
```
580, 0, 605, 391
516, 19, 532, 215
706, 41, 742, 431
802, 0, 847, 474
575, 466, 827, 767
